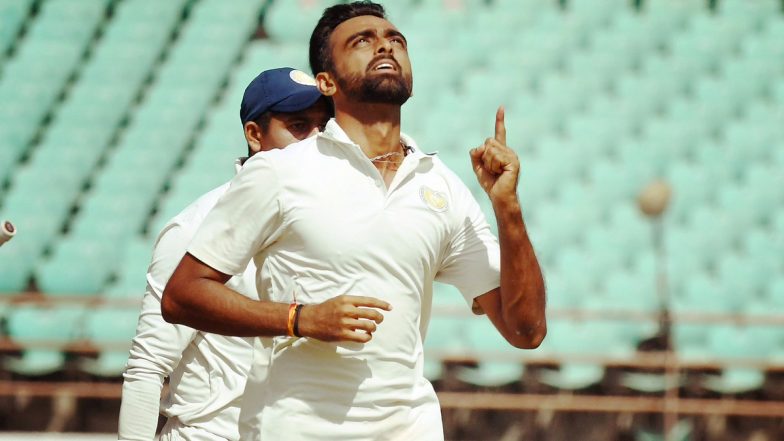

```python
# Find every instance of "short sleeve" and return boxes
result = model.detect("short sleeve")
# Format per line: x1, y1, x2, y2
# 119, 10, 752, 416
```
435, 181, 501, 308
188, 154, 285, 276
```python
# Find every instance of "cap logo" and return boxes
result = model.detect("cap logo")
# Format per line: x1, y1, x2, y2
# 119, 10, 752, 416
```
420, 186, 449, 212
289, 70, 317, 86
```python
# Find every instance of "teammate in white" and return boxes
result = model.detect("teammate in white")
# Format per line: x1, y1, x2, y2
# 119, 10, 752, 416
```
118, 68, 331, 441
162, 2, 546, 440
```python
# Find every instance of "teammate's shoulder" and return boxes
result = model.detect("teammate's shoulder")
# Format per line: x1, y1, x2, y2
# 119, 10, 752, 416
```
165, 182, 231, 231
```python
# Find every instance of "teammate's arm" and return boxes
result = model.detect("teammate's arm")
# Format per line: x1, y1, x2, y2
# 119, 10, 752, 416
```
162, 253, 391, 343
471, 106, 546, 349
119, 224, 198, 440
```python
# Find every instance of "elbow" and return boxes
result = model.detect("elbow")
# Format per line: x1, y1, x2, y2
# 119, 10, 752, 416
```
506, 286, 547, 349
160, 285, 182, 324
510, 321, 546, 349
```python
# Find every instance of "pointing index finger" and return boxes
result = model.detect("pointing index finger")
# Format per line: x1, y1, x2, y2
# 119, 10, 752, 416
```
494, 105, 506, 145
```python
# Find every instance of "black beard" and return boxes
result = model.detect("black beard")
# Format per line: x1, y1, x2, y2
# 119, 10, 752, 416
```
336, 70, 412, 106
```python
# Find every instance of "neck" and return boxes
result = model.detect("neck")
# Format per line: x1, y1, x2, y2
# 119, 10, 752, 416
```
334, 99, 402, 158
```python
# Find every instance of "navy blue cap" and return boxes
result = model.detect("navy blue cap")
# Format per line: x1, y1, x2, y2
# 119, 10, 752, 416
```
240, 67, 323, 124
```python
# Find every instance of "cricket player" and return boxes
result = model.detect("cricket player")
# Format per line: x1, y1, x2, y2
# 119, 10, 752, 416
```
118, 68, 331, 441
162, 2, 546, 439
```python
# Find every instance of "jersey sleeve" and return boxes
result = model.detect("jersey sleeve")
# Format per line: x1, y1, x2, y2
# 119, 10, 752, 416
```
435, 179, 501, 310
188, 154, 285, 276
120, 223, 199, 439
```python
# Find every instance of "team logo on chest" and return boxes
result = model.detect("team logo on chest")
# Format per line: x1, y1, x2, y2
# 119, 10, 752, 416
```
419, 186, 449, 212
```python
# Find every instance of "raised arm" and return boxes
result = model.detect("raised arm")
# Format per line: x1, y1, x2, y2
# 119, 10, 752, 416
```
470, 106, 546, 349
162, 253, 392, 343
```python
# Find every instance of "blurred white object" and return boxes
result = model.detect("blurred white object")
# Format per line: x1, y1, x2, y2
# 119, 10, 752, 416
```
0, 220, 16, 246
638, 180, 672, 218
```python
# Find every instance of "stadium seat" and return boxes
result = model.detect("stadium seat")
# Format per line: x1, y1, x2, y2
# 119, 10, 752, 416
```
105, 236, 153, 300
455, 318, 525, 387
635, 418, 694, 441
741, 228, 782, 279
702, 324, 775, 394
424, 314, 470, 382
671, 272, 737, 315
80, 307, 141, 376
35, 236, 118, 296
0, 240, 33, 293
717, 0, 781, 30
672, 323, 713, 363
264, 0, 334, 43
5, 305, 86, 376
0, 0, 32, 55
535, 320, 619, 390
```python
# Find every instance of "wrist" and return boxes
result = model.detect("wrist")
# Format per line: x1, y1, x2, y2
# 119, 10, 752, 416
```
491, 193, 521, 213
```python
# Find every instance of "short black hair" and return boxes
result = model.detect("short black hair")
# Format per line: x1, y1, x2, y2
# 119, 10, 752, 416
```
309, 1, 386, 76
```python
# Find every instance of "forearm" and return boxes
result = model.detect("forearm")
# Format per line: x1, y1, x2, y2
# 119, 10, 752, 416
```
118, 379, 163, 441
162, 276, 290, 337
493, 195, 546, 344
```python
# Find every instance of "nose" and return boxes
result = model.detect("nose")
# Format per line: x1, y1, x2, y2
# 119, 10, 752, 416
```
376, 37, 393, 54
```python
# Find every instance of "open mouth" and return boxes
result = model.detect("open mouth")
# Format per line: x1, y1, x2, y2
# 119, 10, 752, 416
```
370, 59, 398, 72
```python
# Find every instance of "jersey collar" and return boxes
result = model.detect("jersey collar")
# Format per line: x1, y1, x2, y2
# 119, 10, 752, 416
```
320, 118, 434, 162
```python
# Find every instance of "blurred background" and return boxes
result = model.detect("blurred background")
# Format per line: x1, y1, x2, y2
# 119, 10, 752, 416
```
0, 0, 782, 439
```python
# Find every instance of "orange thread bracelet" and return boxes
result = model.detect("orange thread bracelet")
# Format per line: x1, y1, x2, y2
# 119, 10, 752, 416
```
293, 304, 304, 337
287, 303, 298, 337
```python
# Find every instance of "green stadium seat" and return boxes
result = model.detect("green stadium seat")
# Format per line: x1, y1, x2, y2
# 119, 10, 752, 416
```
105, 236, 152, 300
0, 240, 34, 293
762, 276, 784, 314
673, 323, 712, 363
455, 319, 524, 387
685, 204, 735, 261
667, 162, 714, 222
741, 229, 782, 285
702, 324, 775, 394
716, 181, 771, 230
635, 419, 693, 441
0, 0, 32, 54
671, 272, 737, 315
35, 236, 117, 296
535, 320, 616, 390
593, 269, 660, 318
567, 0, 627, 27
5, 305, 86, 376
550, 246, 601, 304
80, 307, 141, 376
424, 314, 470, 381
717, 0, 781, 29
542, 269, 581, 310
264, 0, 332, 43
432, 282, 469, 309
664, 227, 707, 294
120, 0, 187, 21
71, 188, 154, 239
640, 0, 701, 36
716, 253, 768, 304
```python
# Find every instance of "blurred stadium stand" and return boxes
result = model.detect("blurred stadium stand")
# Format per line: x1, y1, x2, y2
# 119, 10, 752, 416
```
0, 0, 782, 438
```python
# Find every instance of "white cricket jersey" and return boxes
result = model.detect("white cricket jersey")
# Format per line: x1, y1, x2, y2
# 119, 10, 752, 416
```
189, 120, 501, 440
121, 159, 270, 441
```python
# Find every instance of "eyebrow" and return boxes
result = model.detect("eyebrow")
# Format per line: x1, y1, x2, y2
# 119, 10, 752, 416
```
386, 29, 407, 45
344, 28, 407, 46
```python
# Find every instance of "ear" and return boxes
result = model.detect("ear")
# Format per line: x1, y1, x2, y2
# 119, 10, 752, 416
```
244, 121, 263, 154
316, 72, 337, 97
